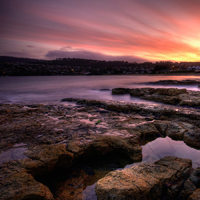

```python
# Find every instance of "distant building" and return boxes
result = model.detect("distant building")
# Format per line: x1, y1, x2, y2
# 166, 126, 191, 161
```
188, 66, 200, 71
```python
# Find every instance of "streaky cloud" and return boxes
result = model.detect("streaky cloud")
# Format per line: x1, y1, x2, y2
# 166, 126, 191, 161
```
1, 0, 200, 61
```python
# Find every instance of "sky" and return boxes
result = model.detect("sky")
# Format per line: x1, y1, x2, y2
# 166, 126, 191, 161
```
0, 0, 200, 62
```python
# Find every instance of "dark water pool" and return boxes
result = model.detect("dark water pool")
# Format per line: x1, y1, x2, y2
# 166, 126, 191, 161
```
49, 137, 200, 200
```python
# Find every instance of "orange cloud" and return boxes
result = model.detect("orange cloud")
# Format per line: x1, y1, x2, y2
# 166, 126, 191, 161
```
0, 0, 200, 62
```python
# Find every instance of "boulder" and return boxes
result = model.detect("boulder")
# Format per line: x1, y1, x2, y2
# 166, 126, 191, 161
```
153, 121, 200, 148
67, 135, 142, 162
184, 130, 200, 149
0, 161, 54, 200
179, 168, 200, 199
153, 120, 169, 136
95, 156, 192, 200
129, 87, 155, 97
128, 87, 188, 97
132, 122, 162, 142
23, 144, 74, 176
179, 99, 200, 107
188, 188, 200, 200
112, 88, 131, 95
153, 88, 188, 96
166, 122, 187, 140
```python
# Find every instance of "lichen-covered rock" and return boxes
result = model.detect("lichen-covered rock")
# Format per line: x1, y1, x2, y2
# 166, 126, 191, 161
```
95, 156, 192, 200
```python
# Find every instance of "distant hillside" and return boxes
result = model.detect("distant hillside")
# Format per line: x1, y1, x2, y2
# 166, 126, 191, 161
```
0, 56, 47, 63
0, 56, 199, 76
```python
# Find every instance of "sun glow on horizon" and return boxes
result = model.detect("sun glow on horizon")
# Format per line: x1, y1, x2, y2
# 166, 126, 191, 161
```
1, 0, 200, 62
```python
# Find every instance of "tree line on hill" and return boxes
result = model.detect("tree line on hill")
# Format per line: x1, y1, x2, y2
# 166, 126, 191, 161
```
0, 56, 199, 76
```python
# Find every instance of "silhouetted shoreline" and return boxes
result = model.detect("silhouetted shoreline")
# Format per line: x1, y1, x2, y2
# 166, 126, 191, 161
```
1, 56, 200, 76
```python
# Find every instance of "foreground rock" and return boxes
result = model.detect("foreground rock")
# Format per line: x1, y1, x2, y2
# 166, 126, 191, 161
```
95, 156, 193, 200
179, 168, 200, 199
0, 140, 141, 200
63, 98, 200, 148
23, 144, 74, 176
0, 103, 146, 200
1, 101, 200, 199
0, 144, 73, 200
154, 120, 200, 148
0, 161, 54, 200
64, 97, 200, 120
188, 188, 200, 200
67, 135, 142, 162
112, 87, 200, 107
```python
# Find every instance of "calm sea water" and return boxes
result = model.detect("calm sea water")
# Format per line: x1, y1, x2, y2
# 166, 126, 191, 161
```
0, 75, 200, 104
83, 136, 200, 200
1, 75, 200, 199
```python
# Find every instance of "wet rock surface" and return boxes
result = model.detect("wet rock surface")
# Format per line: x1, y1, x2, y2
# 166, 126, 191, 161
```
0, 160, 54, 200
188, 188, 200, 200
95, 156, 193, 200
1, 98, 200, 199
179, 168, 200, 200
112, 87, 200, 107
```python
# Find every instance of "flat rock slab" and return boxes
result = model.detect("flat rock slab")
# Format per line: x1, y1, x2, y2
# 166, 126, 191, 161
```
1, 102, 200, 199
95, 156, 192, 200
112, 87, 200, 107
0, 147, 28, 165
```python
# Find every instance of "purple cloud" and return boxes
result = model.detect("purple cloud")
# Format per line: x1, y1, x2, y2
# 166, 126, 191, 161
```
45, 49, 148, 63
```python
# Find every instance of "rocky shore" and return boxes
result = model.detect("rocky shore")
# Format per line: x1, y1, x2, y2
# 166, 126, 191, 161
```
112, 87, 200, 107
96, 156, 200, 200
144, 79, 200, 85
1, 87, 200, 199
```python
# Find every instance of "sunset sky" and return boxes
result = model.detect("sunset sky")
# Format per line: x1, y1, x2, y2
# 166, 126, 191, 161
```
0, 0, 200, 62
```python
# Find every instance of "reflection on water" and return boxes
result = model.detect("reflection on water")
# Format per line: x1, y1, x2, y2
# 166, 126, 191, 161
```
52, 137, 200, 200
41, 153, 132, 200
0, 143, 28, 165
0, 75, 200, 104
1, 76, 200, 199
126, 136, 200, 169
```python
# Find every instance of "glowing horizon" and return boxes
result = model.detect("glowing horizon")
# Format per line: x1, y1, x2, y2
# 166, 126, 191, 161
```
0, 0, 200, 62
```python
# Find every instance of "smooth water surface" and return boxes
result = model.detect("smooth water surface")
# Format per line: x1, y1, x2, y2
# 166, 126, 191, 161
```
82, 137, 200, 200
126, 136, 200, 169
0, 75, 200, 104
0, 143, 28, 165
